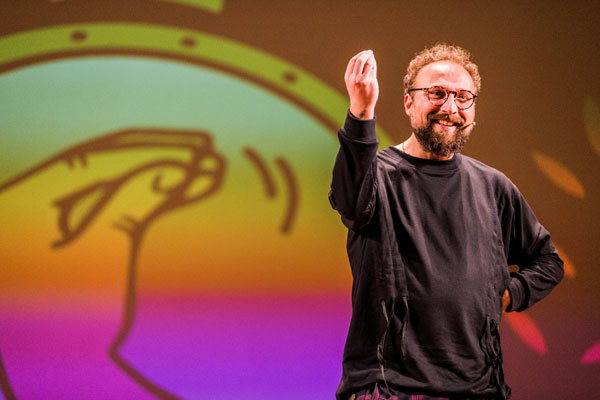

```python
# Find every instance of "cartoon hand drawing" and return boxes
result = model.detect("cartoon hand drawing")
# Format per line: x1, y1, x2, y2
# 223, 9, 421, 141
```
0, 126, 309, 399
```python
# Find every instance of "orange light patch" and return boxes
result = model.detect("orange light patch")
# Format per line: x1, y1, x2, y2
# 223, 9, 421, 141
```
553, 244, 575, 278
532, 150, 585, 198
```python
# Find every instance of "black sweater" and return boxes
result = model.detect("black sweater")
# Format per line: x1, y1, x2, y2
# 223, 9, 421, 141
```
329, 113, 564, 399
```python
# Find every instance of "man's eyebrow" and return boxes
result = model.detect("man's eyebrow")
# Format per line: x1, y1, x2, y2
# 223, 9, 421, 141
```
430, 84, 475, 92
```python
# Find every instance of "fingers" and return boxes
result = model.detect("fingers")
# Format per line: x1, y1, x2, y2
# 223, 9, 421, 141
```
344, 53, 357, 79
370, 55, 377, 78
353, 50, 374, 78
353, 50, 374, 77
345, 50, 379, 120
364, 53, 377, 83
345, 50, 375, 81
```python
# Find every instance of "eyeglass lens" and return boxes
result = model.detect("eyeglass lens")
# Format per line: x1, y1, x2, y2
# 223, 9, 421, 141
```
428, 86, 474, 109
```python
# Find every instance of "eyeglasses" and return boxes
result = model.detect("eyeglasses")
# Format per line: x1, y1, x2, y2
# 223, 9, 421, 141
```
408, 86, 477, 110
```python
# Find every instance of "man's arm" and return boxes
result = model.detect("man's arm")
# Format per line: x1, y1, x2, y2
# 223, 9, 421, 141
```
502, 186, 564, 312
329, 50, 381, 229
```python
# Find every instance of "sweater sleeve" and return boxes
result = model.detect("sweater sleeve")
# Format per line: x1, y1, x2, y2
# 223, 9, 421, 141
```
502, 184, 564, 312
328, 111, 380, 230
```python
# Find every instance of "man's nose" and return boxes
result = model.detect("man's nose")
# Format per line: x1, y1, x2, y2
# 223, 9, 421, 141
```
440, 93, 459, 114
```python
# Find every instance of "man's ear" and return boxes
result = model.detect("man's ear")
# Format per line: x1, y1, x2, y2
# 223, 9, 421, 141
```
404, 93, 413, 116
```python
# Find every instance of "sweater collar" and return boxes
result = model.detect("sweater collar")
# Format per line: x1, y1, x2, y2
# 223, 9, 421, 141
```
387, 146, 461, 174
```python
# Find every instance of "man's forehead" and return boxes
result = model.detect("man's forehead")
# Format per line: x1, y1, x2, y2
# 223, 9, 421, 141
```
414, 60, 475, 91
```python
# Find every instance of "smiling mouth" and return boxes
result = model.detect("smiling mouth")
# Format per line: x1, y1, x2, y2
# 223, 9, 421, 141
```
433, 119, 460, 127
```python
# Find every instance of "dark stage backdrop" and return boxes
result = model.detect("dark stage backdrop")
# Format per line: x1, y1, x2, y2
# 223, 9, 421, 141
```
1, 1, 598, 399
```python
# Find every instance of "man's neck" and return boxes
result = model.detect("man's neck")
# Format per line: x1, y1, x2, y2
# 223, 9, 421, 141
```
396, 134, 455, 161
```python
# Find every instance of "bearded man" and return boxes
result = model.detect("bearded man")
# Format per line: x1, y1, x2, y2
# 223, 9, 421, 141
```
329, 44, 563, 400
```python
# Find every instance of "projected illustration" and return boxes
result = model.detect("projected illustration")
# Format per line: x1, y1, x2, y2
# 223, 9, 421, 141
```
3, 129, 228, 398
0, 21, 358, 399
1, 127, 305, 398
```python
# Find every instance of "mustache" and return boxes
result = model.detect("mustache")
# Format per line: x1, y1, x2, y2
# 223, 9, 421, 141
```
428, 113, 466, 127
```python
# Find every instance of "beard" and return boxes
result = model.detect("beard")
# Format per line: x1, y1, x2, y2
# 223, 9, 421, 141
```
413, 113, 473, 157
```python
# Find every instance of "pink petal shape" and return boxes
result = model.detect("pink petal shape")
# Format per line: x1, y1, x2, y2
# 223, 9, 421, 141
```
532, 150, 585, 198
581, 340, 600, 364
505, 312, 547, 355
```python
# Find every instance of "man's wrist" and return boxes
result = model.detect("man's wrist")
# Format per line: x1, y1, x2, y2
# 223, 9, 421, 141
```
349, 105, 375, 120
343, 110, 378, 142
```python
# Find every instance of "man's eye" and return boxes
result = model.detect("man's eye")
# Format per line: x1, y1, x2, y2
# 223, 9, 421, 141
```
429, 88, 446, 100
457, 91, 473, 102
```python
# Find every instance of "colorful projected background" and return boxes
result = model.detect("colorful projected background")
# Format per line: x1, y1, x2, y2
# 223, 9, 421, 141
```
1, 1, 599, 399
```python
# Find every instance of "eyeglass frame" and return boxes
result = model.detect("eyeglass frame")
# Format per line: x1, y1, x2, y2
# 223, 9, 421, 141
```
408, 86, 478, 110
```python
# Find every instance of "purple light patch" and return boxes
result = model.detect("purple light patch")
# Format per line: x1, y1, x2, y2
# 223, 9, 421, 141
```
122, 294, 351, 399
1, 294, 351, 399
0, 297, 155, 399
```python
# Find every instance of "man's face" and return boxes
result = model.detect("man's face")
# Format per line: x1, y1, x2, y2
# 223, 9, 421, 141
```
404, 61, 477, 157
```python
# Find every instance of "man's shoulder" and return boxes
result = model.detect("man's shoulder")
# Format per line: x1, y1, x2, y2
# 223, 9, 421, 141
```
459, 154, 508, 179
376, 146, 404, 166
458, 154, 517, 193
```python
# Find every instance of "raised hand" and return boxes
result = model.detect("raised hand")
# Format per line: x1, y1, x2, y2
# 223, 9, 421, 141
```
344, 50, 379, 120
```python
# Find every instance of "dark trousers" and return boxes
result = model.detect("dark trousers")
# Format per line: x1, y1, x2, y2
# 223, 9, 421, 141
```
349, 383, 497, 400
